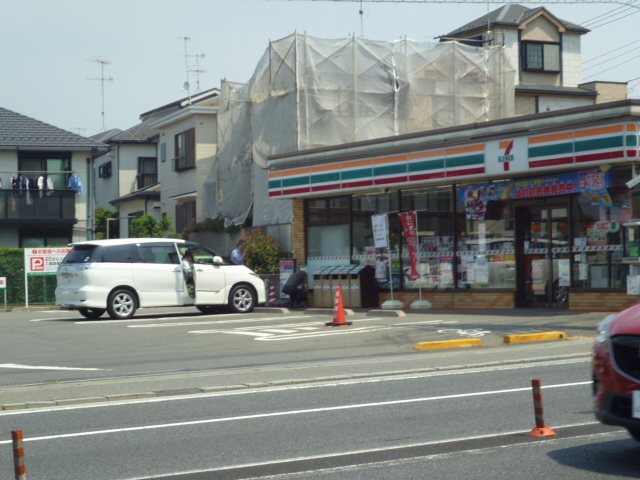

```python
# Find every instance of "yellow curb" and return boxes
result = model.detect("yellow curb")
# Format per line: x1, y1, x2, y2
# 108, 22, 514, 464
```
503, 331, 568, 344
414, 338, 482, 351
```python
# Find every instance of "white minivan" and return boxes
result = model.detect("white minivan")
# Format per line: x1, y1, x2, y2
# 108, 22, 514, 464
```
55, 238, 266, 319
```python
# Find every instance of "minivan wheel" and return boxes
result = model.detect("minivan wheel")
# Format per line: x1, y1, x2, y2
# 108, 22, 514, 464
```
229, 285, 255, 313
107, 289, 137, 319
78, 308, 106, 320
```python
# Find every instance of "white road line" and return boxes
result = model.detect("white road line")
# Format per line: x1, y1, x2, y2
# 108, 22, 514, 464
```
0, 381, 592, 445
126, 316, 308, 328
0, 363, 104, 371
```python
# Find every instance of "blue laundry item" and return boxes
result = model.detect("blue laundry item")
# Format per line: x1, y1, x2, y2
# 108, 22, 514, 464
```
68, 174, 83, 194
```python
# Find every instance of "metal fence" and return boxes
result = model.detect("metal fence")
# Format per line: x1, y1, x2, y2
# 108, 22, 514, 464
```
0, 251, 58, 307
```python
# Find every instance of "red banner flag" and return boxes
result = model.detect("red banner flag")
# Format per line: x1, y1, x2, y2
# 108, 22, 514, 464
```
399, 212, 420, 281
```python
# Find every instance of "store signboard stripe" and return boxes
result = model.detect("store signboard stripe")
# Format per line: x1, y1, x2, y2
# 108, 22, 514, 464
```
447, 144, 485, 155
409, 172, 447, 181
446, 153, 484, 169
574, 124, 624, 138
342, 180, 374, 189
408, 149, 446, 160
311, 163, 341, 173
575, 151, 626, 163
627, 134, 638, 146
408, 158, 445, 173
268, 179, 282, 189
373, 154, 408, 165
342, 168, 373, 180
341, 158, 373, 169
529, 131, 574, 145
574, 136, 624, 153
529, 157, 574, 168
282, 176, 311, 188
280, 167, 311, 178
529, 142, 573, 158
311, 183, 341, 192
446, 167, 485, 177
311, 172, 340, 184
374, 176, 409, 185
374, 163, 407, 176
282, 186, 311, 195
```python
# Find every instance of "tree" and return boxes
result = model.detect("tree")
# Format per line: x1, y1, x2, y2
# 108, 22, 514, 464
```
243, 230, 280, 274
129, 214, 175, 238
95, 207, 119, 239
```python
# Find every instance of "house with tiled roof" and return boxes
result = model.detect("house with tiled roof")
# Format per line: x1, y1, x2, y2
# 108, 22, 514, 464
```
440, 3, 628, 114
0, 107, 108, 248
91, 88, 219, 238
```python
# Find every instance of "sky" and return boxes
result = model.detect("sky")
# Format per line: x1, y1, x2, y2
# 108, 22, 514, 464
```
3, 0, 640, 136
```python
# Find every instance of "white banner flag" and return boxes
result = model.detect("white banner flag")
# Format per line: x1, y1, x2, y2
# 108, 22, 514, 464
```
371, 214, 388, 248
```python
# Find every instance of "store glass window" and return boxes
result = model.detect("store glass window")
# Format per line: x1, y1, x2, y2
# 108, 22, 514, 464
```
456, 183, 516, 289
351, 192, 400, 291
306, 197, 350, 258
400, 186, 455, 289
572, 167, 628, 290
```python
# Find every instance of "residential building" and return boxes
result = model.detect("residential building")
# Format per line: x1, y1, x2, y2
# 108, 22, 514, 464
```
0, 107, 108, 247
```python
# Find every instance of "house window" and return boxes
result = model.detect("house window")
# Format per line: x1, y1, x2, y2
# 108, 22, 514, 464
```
176, 200, 196, 235
18, 153, 71, 189
522, 41, 560, 72
173, 128, 196, 171
137, 157, 157, 189
160, 143, 166, 162
98, 161, 112, 178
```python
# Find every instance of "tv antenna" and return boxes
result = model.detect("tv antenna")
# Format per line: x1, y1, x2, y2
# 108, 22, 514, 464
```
87, 58, 113, 132
189, 53, 206, 93
178, 36, 193, 102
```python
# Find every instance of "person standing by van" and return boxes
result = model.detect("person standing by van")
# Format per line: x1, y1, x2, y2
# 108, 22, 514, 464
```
231, 239, 247, 265
182, 249, 195, 298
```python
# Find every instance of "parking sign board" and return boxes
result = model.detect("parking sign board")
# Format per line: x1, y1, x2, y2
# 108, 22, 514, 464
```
24, 248, 72, 276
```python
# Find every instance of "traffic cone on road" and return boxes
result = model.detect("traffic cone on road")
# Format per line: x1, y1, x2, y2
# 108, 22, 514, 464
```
326, 286, 352, 327
268, 282, 277, 307
529, 379, 557, 437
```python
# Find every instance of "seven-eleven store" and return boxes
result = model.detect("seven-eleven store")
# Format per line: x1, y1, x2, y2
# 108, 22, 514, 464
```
268, 100, 640, 311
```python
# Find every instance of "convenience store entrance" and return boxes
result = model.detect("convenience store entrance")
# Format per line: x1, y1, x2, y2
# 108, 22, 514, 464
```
516, 204, 571, 308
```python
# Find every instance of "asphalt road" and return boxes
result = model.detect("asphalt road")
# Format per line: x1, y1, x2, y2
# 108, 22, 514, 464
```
0, 356, 636, 479
0, 306, 629, 479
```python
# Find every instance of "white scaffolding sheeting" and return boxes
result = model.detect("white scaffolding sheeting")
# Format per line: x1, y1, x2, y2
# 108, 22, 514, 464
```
203, 33, 515, 226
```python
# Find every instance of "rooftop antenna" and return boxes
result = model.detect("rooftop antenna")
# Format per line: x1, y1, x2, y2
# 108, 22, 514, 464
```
189, 53, 206, 93
179, 36, 192, 103
87, 58, 113, 132
70, 127, 87, 136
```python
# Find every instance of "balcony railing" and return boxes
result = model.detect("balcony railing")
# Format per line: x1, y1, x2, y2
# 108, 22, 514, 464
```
0, 189, 76, 224
136, 174, 158, 190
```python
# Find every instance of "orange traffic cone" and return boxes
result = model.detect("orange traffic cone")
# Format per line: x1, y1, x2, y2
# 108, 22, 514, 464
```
268, 282, 277, 307
326, 286, 352, 327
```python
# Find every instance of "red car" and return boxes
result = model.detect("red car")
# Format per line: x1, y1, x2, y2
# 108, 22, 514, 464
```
593, 303, 640, 441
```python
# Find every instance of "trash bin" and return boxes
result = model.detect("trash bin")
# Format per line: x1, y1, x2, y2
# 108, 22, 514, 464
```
349, 265, 378, 308
315, 266, 335, 307
334, 265, 353, 306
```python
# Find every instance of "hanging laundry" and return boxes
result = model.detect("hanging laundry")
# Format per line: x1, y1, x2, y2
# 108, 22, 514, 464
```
46, 176, 54, 196
68, 174, 83, 194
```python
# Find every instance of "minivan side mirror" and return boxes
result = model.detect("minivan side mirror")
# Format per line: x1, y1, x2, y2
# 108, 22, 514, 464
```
213, 256, 223, 265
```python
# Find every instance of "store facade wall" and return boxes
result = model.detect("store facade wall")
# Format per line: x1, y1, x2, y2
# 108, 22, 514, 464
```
270, 101, 640, 311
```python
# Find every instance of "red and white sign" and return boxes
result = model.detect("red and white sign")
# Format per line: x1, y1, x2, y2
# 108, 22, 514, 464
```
399, 211, 420, 281
0, 277, 6, 289
24, 248, 72, 275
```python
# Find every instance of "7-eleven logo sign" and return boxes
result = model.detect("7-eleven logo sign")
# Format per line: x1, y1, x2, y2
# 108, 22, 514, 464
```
498, 140, 514, 171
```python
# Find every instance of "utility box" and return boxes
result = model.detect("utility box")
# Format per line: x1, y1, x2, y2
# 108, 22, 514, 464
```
348, 265, 378, 308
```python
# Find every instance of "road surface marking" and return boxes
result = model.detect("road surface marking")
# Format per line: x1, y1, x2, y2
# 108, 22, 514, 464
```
0, 380, 592, 444
0, 363, 104, 371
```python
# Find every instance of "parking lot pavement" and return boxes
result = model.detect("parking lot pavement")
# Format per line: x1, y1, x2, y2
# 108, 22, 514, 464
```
0, 306, 606, 410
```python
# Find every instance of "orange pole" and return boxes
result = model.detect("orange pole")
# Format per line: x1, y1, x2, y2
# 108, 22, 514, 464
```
12, 430, 26, 480
529, 379, 557, 437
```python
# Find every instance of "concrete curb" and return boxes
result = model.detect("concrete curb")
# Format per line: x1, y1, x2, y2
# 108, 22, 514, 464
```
503, 331, 568, 344
413, 338, 482, 350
